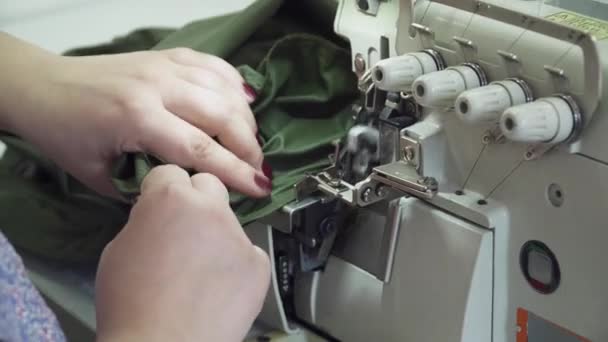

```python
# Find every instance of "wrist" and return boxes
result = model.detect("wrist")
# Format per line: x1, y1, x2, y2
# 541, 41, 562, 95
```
0, 32, 61, 135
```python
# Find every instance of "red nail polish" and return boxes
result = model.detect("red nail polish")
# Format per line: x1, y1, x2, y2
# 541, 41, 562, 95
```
262, 161, 273, 180
254, 172, 272, 192
243, 83, 257, 102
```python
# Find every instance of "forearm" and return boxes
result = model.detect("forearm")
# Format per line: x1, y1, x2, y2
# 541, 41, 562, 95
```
0, 32, 58, 133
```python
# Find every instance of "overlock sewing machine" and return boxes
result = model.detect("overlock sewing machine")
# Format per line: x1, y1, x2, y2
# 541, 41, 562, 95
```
245, 0, 608, 341
16, 0, 608, 341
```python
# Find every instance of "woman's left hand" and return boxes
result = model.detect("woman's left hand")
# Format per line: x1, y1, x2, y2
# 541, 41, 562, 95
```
0, 33, 271, 198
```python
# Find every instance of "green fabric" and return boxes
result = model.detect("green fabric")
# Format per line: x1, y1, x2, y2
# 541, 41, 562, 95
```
64, 28, 175, 56
0, 0, 357, 263
113, 31, 357, 221
0, 135, 129, 264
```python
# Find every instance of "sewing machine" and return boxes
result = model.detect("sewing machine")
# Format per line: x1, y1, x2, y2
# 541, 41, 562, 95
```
13, 1, 608, 341
246, 0, 608, 341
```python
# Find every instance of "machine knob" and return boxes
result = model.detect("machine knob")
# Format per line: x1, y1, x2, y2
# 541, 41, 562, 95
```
372, 51, 442, 92
500, 96, 578, 144
412, 63, 487, 108
455, 79, 532, 124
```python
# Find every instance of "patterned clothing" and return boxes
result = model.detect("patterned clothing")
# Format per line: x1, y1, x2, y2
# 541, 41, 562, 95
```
0, 231, 65, 341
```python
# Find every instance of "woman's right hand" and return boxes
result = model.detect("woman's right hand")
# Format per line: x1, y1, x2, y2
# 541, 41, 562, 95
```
95, 165, 271, 342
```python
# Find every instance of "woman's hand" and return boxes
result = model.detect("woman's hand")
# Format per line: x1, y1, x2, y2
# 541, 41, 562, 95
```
0, 32, 271, 198
95, 165, 271, 342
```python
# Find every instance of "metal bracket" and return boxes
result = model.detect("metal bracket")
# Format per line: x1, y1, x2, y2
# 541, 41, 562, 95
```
400, 135, 422, 171
482, 125, 506, 145
295, 167, 395, 208
524, 143, 555, 161
544, 65, 570, 95
372, 161, 438, 199
497, 49, 523, 77
409, 23, 435, 48
453, 35, 478, 61
497, 50, 519, 62
296, 170, 352, 202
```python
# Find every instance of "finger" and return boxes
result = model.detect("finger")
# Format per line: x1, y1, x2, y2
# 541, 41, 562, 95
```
175, 65, 252, 107
190, 173, 230, 203
174, 67, 257, 130
162, 80, 262, 169
160, 73, 255, 132
139, 112, 272, 198
140, 164, 191, 195
164, 48, 248, 99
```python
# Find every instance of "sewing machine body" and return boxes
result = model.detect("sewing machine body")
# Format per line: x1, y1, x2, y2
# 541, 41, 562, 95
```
248, 1, 608, 341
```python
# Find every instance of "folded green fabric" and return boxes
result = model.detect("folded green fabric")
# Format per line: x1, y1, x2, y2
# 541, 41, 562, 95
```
0, 0, 357, 263
0, 135, 129, 264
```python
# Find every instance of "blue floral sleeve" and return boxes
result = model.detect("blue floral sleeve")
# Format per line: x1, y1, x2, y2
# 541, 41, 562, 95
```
0, 232, 66, 342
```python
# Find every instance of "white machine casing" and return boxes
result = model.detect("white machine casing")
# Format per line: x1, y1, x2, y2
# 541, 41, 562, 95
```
246, 1, 608, 341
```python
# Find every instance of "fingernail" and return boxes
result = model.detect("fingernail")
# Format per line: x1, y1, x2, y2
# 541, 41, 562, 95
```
262, 161, 273, 180
254, 172, 273, 192
243, 83, 257, 102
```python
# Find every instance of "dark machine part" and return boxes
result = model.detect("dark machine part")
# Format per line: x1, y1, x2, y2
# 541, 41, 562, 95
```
379, 93, 418, 164
293, 201, 341, 272
272, 231, 298, 317
270, 83, 419, 337
337, 91, 419, 184
271, 199, 352, 325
